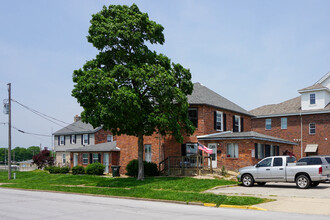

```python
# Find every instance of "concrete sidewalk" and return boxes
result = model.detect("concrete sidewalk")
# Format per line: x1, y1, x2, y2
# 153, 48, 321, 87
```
207, 183, 330, 215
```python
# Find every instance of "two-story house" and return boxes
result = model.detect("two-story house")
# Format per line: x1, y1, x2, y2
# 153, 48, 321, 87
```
250, 72, 330, 159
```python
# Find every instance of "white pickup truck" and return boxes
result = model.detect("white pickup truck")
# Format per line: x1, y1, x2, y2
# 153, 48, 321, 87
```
237, 156, 330, 189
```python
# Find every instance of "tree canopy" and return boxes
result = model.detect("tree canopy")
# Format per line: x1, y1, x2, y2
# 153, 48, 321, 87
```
72, 4, 195, 180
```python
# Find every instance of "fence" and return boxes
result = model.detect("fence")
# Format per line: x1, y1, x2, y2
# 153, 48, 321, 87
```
159, 155, 213, 176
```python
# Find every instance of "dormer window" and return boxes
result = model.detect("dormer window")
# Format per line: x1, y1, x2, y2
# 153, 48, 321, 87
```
83, 134, 89, 145
310, 93, 316, 105
107, 135, 113, 142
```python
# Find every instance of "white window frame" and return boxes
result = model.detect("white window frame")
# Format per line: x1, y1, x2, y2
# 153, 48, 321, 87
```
265, 119, 271, 130
310, 93, 316, 105
145, 144, 152, 162
83, 134, 89, 145
62, 153, 66, 164
92, 153, 99, 163
71, 135, 76, 144
309, 123, 316, 134
82, 153, 88, 164
234, 115, 241, 132
215, 111, 223, 131
281, 118, 287, 129
226, 143, 238, 158
60, 136, 65, 145
107, 135, 113, 142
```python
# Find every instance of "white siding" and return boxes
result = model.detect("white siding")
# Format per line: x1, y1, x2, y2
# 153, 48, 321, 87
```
301, 90, 328, 110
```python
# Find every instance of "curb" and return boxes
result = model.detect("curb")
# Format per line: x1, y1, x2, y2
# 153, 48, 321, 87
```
204, 203, 267, 211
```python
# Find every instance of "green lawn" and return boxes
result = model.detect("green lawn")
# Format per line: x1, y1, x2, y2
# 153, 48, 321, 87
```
0, 171, 268, 206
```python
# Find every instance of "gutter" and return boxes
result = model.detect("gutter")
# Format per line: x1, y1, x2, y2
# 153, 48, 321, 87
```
197, 136, 298, 145
252, 110, 330, 118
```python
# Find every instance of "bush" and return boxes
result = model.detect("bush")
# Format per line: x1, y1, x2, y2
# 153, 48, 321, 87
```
126, 159, 159, 177
85, 163, 105, 175
72, 166, 85, 175
47, 166, 69, 174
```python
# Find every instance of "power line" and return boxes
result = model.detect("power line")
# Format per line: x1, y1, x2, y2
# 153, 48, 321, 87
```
12, 126, 52, 137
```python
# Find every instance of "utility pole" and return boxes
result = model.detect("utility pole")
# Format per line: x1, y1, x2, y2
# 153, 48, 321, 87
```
7, 83, 11, 180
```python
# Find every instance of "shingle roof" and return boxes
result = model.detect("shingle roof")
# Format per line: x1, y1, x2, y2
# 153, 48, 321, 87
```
249, 96, 330, 116
53, 120, 102, 135
189, 83, 251, 116
66, 141, 119, 152
298, 83, 329, 92
197, 131, 297, 145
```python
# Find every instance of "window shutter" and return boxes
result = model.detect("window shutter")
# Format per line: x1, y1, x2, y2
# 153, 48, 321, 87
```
70, 135, 72, 144
88, 134, 90, 145
255, 143, 258, 159
75, 135, 77, 144
81, 135, 83, 145
233, 116, 236, 132
223, 113, 226, 131
265, 145, 270, 157
98, 153, 101, 163
63, 136, 65, 145
90, 153, 92, 163
58, 136, 60, 146
181, 144, 186, 156
276, 146, 279, 156
241, 117, 244, 132
214, 111, 217, 130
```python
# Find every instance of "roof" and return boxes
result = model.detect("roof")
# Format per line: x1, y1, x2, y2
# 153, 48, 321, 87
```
188, 83, 252, 116
315, 71, 330, 85
65, 141, 119, 152
53, 120, 102, 135
249, 96, 330, 117
298, 83, 329, 93
197, 131, 297, 145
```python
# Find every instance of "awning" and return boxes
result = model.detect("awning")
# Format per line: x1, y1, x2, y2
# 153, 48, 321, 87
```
304, 144, 318, 153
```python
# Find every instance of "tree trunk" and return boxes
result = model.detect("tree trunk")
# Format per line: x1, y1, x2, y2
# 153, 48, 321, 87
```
137, 133, 144, 181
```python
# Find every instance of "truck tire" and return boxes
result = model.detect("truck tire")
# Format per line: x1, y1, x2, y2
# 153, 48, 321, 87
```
296, 175, 310, 189
311, 182, 319, 187
257, 182, 266, 186
242, 174, 254, 187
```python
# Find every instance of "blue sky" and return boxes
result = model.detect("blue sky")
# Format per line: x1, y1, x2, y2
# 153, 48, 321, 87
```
0, 0, 329, 149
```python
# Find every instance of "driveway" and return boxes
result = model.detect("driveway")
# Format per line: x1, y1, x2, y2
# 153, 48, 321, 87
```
207, 182, 330, 215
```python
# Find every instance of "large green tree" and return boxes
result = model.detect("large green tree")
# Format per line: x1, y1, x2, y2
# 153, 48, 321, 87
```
72, 4, 195, 180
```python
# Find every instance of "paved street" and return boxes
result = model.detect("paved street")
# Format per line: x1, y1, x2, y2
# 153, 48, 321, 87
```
208, 182, 330, 215
0, 188, 328, 220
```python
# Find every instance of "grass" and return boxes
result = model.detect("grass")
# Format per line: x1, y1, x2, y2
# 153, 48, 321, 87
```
0, 170, 268, 206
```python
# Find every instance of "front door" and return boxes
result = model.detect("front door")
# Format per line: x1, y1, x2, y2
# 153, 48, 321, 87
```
208, 143, 217, 168
73, 153, 78, 167
103, 153, 109, 173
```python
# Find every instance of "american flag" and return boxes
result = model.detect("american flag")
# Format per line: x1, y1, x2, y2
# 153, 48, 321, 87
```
198, 142, 213, 154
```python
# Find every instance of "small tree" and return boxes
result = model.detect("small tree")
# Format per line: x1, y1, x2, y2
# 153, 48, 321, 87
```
72, 4, 195, 180
32, 149, 54, 169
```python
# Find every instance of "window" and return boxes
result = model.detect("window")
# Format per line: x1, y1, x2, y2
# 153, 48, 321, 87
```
186, 143, 198, 157
60, 136, 65, 145
325, 157, 330, 163
226, 143, 238, 158
83, 134, 89, 145
265, 119, 271, 130
233, 115, 241, 132
281, 118, 287, 129
82, 154, 88, 164
145, 144, 151, 162
298, 158, 322, 165
310, 93, 316, 105
71, 135, 76, 144
255, 143, 279, 159
92, 153, 99, 163
258, 158, 272, 167
188, 108, 198, 128
273, 158, 283, 167
309, 123, 316, 134
107, 135, 113, 142
215, 111, 223, 131
62, 154, 66, 164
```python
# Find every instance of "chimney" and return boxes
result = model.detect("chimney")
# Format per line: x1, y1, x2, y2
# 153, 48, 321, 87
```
74, 115, 81, 122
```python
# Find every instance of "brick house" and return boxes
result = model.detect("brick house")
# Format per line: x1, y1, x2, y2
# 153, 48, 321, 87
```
54, 83, 297, 173
250, 72, 330, 159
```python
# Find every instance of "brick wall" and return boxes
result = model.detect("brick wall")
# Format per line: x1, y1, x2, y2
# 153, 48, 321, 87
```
251, 113, 330, 159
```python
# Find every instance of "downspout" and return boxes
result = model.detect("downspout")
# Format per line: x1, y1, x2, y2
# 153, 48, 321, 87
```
300, 112, 303, 158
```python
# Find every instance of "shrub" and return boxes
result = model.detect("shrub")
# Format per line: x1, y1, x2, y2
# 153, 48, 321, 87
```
48, 166, 61, 174
59, 166, 70, 174
85, 163, 105, 175
72, 166, 85, 175
126, 159, 159, 177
